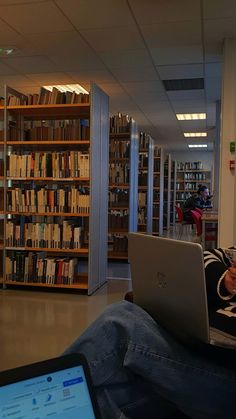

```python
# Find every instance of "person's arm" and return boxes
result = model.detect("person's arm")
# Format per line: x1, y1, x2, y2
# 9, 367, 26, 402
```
204, 249, 235, 309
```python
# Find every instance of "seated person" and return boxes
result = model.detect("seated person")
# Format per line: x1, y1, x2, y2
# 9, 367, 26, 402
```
182, 184, 212, 222
64, 248, 236, 419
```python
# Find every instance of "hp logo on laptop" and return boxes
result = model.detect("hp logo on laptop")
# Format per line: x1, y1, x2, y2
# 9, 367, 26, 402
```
156, 272, 167, 288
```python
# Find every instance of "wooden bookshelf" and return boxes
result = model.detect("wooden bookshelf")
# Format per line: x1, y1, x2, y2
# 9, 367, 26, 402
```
108, 114, 138, 259
1, 83, 109, 294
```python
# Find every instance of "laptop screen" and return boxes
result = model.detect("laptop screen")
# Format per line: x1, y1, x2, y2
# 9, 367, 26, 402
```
0, 364, 96, 418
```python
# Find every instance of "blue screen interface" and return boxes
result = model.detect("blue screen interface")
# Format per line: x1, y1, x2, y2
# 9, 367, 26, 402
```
0, 364, 96, 418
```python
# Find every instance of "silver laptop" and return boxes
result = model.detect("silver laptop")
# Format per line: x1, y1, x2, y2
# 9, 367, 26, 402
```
128, 233, 236, 348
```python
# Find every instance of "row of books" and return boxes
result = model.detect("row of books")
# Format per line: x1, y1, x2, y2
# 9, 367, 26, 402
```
110, 113, 131, 134
177, 162, 203, 170
138, 208, 146, 225
109, 163, 129, 184
176, 192, 191, 201
139, 153, 148, 169
154, 159, 160, 172
8, 87, 89, 106
138, 173, 148, 186
109, 189, 129, 207
139, 132, 149, 150
109, 140, 130, 159
6, 252, 79, 285
108, 210, 129, 229
7, 188, 90, 214
7, 152, 89, 178
138, 192, 146, 206
183, 173, 207, 180
108, 234, 128, 253
8, 119, 90, 141
153, 205, 159, 217
6, 221, 83, 249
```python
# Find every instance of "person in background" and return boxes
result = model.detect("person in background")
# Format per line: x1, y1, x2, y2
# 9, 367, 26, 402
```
182, 184, 212, 222
64, 248, 236, 419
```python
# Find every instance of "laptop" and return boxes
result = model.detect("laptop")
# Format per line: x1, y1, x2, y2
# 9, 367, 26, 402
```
128, 233, 236, 349
0, 353, 101, 418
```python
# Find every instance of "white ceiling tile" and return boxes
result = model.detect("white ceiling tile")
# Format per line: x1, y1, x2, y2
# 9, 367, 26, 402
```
26, 72, 76, 85
80, 26, 145, 53
50, 50, 105, 71
110, 66, 158, 82
205, 62, 222, 78
204, 17, 236, 44
171, 99, 206, 113
0, 0, 45, 3
121, 80, 165, 94
67, 69, 116, 84
203, 0, 236, 19
0, 74, 40, 87
100, 49, 152, 68
0, 61, 18, 75
177, 120, 207, 131
132, 91, 168, 105
141, 20, 202, 48
2, 56, 57, 74
205, 77, 222, 101
150, 46, 204, 65
97, 83, 126, 96
167, 90, 205, 101
129, 0, 201, 24
55, 0, 135, 29
157, 64, 204, 80
0, 2, 73, 34
28, 31, 89, 56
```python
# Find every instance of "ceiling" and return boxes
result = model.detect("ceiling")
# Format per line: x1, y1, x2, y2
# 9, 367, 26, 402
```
0, 0, 234, 151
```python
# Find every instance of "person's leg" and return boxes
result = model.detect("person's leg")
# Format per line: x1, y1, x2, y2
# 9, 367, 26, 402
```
64, 300, 236, 419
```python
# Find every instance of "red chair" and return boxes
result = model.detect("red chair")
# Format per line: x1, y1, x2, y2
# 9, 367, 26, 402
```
194, 208, 203, 216
175, 206, 193, 239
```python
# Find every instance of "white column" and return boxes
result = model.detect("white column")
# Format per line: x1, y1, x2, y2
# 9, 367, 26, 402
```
218, 38, 236, 247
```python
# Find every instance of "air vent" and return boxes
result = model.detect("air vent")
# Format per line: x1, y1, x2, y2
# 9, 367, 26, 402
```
163, 78, 204, 91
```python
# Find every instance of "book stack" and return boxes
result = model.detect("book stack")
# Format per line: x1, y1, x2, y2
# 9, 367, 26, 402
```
7, 151, 89, 178
6, 220, 82, 249
109, 189, 129, 207
138, 192, 146, 206
6, 252, 79, 285
109, 163, 129, 184
8, 87, 89, 106
9, 119, 90, 142
7, 187, 89, 214
110, 113, 130, 133
108, 210, 129, 230
109, 139, 130, 158
108, 234, 128, 254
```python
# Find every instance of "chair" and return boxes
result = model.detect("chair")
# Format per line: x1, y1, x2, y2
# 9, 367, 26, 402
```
175, 206, 193, 239
194, 208, 203, 216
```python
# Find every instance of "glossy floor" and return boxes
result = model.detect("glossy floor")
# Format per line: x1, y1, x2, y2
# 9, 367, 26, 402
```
0, 280, 131, 371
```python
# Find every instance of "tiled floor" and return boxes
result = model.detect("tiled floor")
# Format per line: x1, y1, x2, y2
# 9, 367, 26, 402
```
0, 280, 131, 371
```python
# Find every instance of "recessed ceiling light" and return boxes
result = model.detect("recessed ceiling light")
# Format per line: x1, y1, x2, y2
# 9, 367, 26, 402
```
184, 132, 207, 137
0, 47, 15, 56
44, 84, 89, 94
188, 144, 208, 148
176, 113, 206, 120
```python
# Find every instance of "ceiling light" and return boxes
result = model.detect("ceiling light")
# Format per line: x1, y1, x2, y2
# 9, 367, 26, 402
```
176, 113, 206, 120
188, 144, 208, 148
184, 132, 207, 137
44, 83, 89, 94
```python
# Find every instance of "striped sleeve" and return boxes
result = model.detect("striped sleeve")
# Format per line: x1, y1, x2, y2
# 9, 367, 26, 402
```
203, 248, 233, 308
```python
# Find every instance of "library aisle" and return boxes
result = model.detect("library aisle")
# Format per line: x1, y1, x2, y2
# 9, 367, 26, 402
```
0, 280, 130, 371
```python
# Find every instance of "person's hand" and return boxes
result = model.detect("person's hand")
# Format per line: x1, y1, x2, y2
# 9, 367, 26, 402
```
224, 261, 236, 294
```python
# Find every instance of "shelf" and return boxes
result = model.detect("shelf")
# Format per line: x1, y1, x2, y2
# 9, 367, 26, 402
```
7, 140, 90, 146
154, 156, 160, 159
7, 177, 89, 182
109, 206, 129, 210
153, 172, 160, 175
108, 252, 128, 259
153, 217, 159, 220
110, 132, 130, 139
109, 184, 129, 189
7, 104, 90, 119
5, 247, 89, 254
108, 229, 128, 234
7, 211, 89, 217
4, 277, 88, 290
138, 186, 147, 190
109, 157, 129, 161
177, 170, 210, 173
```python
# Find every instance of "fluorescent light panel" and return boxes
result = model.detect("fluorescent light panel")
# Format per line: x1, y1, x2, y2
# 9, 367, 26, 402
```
188, 144, 208, 148
184, 132, 207, 137
176, 113, 206, 120
44, 84, 89, 94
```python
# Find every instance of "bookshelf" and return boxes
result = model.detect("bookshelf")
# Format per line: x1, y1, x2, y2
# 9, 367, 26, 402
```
170, 160, 177, 226
1, 83, 109, 295
175, 161, 212, 218
152, 146, 164, 236
163, 154, 172, 230
108, 113, 138, 259
137, 132, 154, 234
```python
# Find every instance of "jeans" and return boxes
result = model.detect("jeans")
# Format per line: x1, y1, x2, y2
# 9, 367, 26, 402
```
63, 300, 236, 419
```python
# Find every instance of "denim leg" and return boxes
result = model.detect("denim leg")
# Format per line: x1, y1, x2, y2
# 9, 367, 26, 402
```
63, 300, 236, 419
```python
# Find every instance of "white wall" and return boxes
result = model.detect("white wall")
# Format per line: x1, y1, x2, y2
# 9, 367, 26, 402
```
170, 151, 213, 171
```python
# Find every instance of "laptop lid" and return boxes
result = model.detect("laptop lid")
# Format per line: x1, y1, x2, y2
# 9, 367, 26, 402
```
0, 353, 101, 419
128, 233, 210, 344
